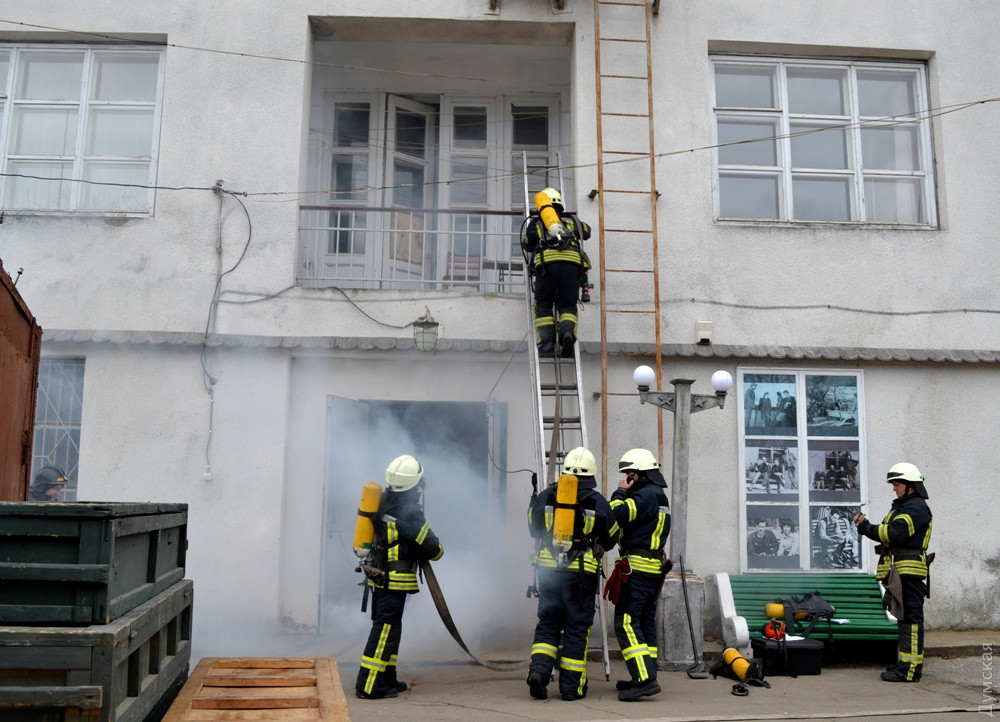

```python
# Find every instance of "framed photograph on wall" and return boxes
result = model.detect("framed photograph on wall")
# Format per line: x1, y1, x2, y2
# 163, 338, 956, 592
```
746, 504, 800, 570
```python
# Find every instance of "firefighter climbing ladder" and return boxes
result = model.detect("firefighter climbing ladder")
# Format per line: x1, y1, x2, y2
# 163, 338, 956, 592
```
521, 158, 611, 679
593, 0, 666, 471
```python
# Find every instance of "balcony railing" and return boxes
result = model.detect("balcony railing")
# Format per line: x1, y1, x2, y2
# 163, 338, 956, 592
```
298, 205, 527, 293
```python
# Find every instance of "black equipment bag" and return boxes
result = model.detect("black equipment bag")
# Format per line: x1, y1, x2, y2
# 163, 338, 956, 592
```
751, 637, 824, 677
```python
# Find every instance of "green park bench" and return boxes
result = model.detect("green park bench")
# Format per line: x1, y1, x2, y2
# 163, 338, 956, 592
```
714, 572, 898, 653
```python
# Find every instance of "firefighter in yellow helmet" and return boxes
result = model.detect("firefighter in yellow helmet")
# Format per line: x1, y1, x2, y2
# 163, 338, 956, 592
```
609, 448, 670, 701
355, 455, 443, 699
522, 187, 593, 358
853, 462, 932, 683
525, 447, 621, 701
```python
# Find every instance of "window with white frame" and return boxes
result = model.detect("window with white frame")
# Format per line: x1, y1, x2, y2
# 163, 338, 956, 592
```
32, 358, 85, 502
300, 93, 561, 289
0, 44, 165, 214
737, 370, 866, 572
711, 57, 935, 226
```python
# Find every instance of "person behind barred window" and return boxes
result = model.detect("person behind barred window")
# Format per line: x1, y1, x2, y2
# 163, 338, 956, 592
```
854, 463, 933, 683
29, 465, 68, 501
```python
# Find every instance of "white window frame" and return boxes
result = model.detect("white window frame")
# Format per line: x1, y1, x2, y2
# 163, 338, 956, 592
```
710, 56, 936, 227
736, 368, 868, 573
0, 43, 165, 216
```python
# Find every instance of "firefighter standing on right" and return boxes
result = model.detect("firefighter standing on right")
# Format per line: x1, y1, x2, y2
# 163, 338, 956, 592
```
609, 448, 670, 701
526, 447, 620, 701
854, 462, 933, 683
522, 187, 592, 358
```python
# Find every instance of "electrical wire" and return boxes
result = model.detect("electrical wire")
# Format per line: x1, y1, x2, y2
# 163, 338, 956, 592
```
486, 331, 536, 477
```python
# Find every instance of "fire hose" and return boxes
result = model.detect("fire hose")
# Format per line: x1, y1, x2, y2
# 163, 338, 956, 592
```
421, 560, 529, 672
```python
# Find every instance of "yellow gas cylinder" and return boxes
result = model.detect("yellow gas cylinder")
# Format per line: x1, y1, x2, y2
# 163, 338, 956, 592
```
723, 647, 752, 682
552, 473, 578, 554
764, 602, 807, 620
352, 482, 382, 558
533, 190, 567, 239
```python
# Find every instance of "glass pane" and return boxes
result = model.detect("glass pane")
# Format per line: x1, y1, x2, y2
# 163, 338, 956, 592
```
746, 505, 801, 570
744, 440, 799, 501
719, 173, 779, 219
393, 160, 424, 208
791, 175, 853, 221
93, 52, 159, 101
805, 375, 859, 437
0, 51, 9, 96
328, 210, 366, 254
809, 505, 861, 569
790, 122, 850, 169
718, 118, 778, 166
87, 108, 154, 157
807, 440, 861, 504
5, 160, 73, 210
786, 67, 847, 115
331, 154, 367, 200
865, 177, 924, 224
80, 161, 149, 211
453, 106, 487, 148
714, 64, 776, 109
861, 125, 919, 171
333, 103, 370, 147
450, 158, 488, 205
512, 105, 548, 147
11, 107, 78, 155
510, 153, 553, 209
17, 51, 84, 100
395, 109, 426, 159
857, 69, 917, 118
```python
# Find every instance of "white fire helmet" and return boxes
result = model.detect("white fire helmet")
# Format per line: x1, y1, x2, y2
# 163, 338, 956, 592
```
385, 454, 423, 492
619, 448, 659, 472
562, 446, 597, 477
886, 462, 928, 499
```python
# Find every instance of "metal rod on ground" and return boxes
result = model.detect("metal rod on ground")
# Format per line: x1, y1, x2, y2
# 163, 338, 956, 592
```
679, 555, 708, 679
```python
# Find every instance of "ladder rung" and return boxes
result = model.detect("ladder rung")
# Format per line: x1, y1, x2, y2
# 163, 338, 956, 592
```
599, 189, 657, 195
541, 384, 579, 391
543, 417, 582, 425
606, 268, 654, 274
600, 73, 648, 81
606, 309, 656, 315
600, 111, 650, 118
600, 37, 647, 44
605, 228, 653, 233
602, 150, 651, 157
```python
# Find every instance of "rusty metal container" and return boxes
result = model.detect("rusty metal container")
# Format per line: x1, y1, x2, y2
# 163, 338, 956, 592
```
0, 258, 42, 502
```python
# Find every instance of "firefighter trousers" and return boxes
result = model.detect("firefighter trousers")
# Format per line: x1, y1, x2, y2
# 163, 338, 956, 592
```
533, 261, 582, 346
356, 587, 407, 696
529, 569, 598, 698
892, 575, 927, 681
614, 570, 663, 683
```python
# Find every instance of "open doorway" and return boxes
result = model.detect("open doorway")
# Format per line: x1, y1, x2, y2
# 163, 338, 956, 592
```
320, 397, 507, 632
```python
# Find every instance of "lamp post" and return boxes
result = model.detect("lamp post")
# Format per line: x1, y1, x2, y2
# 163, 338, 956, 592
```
632, 365, 733, 567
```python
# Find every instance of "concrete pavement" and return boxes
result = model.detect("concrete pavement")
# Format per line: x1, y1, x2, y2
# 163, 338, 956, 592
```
339, 630, 998, 721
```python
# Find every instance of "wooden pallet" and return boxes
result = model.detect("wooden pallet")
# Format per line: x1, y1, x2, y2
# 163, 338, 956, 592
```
161, 657, 350, 721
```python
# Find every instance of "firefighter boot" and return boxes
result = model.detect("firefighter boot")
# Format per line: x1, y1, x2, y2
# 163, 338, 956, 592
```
537, 325, 556, 356
618, 678, 661, 701
558, 323, 576, 359
527, 671, 548, 700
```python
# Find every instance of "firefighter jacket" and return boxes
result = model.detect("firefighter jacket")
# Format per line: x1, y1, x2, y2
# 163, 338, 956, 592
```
857, 493, 932, 580
522, 213, 591, 270
610, 480, 670, 574
528, 484, 620, 574
370, 487, 443, 593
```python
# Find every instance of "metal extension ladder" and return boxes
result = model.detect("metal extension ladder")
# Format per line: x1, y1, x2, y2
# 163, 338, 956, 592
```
522, 157, 611, 679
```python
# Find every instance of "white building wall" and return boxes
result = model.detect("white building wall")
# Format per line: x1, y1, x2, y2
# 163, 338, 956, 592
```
2, 0, 998, 660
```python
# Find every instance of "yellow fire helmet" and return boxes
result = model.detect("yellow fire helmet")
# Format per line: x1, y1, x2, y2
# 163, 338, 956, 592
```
619, 448, 659, 472
540, 187, 563, 209
562, 446, 597, 477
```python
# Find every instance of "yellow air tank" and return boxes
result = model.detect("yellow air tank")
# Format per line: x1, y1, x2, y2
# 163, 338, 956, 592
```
353, 482, 382, 558
722, 647, 753, 682
552, 473, 578, 554
533, 190, 567, 239
764, 602, 807, 620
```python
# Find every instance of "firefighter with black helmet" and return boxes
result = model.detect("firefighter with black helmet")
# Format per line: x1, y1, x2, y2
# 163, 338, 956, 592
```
609, 448, 670, 701
522, 187, 592, 358
355, 455, 444, 699
525, 447, 620, 701
854, 462, 933, 683
29, 465, 68, 501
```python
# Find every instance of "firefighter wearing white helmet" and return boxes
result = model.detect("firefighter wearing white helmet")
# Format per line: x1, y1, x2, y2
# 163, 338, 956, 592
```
607, 448, 670, 701
356, 454, 443, 700
522, 187, 593, 358
853, 462, 933, 683
525, 446, 620, 701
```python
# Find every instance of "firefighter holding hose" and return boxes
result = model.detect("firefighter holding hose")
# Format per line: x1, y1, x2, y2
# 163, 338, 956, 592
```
355, 455, 443, 700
